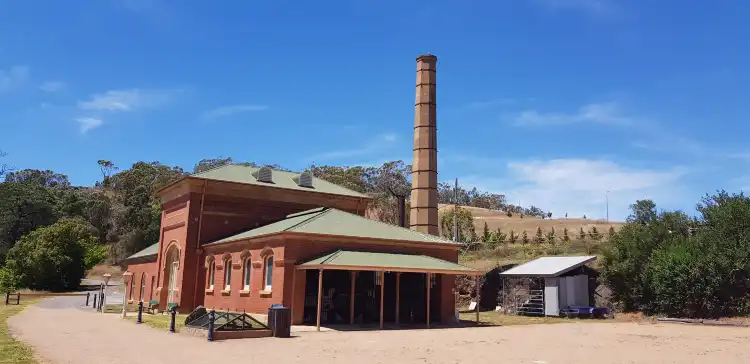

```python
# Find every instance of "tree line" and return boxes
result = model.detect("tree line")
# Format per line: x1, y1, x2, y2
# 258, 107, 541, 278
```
439, 206, 614, 250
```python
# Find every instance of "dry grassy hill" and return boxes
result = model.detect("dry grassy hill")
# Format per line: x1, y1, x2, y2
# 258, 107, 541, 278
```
438, 204, 625, 236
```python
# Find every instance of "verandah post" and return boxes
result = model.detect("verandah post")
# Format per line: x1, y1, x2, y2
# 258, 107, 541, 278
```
395, 272, 401, 325
349, 271, 356, 325
426, 273, 431, 328
475, 274, 480, 324
316, 269, 324, 332
379, 271, 385, 329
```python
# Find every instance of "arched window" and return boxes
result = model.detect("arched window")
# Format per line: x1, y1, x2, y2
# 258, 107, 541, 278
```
243, 258, 252, 290
207, 261, 215, 289
129, 275, 135, 300
150, 276, 155, 299
139, 273, 146, 301
224, 257, 232, 291
264, 255, 274, 290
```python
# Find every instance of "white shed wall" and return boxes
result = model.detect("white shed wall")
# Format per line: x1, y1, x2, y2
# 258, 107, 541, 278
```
544, 278, 559, 316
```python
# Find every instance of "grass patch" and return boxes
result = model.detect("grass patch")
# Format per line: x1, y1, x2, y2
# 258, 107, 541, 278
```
125, 313, 187, 332
0, 299, 38, 364
459, 311, 569, 326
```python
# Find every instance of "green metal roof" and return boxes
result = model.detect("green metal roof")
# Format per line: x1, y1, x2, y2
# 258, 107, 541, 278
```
298, 250, 478, 275
191, 165, 369, 198
124, 242, 159, 262
208, 207, 457, 245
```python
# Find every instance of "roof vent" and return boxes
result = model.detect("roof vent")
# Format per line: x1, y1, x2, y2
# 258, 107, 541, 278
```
298, 171, 314, 188
256, 166, 273, 183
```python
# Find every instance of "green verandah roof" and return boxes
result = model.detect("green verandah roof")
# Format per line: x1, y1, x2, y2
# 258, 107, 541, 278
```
123, 242, 159, 263
297, 250, 480, 275
207, 207, 458, 246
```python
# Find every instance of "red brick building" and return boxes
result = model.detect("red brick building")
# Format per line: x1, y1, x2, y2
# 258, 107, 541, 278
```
123, 54, 479, 328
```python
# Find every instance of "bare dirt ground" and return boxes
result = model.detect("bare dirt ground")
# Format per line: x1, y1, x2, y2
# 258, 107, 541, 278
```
7, 297, 750, 364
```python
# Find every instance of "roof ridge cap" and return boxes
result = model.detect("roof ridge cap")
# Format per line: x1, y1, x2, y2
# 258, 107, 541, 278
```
190, 163, 238, 177
285, 207, 332, 232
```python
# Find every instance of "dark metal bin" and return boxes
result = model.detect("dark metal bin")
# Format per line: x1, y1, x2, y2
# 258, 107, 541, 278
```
267, 304, 291, 338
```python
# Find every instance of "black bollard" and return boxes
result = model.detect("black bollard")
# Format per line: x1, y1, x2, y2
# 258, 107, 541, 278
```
169, 305, 177, 333
207, 310, 215, 342
93, 294, 97, 309
137, 301, 143, 324
5, 292, 9, 305
86, 292, 90, 306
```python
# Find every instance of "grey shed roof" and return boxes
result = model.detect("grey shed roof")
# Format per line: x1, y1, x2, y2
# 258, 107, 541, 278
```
499, 256, 596, 277
191, 165, 369, 199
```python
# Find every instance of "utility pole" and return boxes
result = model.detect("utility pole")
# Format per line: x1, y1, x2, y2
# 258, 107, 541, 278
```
453, 178, 458, 242
606, 190, 610, 223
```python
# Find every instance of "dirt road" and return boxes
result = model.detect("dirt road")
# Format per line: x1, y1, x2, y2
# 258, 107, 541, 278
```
8, 297, 750, 364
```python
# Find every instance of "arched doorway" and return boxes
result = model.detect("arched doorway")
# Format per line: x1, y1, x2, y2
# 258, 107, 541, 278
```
162, 244, 180, 305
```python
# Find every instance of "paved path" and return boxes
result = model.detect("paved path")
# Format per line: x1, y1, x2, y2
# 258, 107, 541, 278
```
8, 297, 750, 364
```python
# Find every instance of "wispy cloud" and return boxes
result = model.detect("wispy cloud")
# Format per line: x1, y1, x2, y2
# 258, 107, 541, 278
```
77, 88, 183, 111
0, 66, 29, 91
203, 104, 269, 120
511, 102, 633, 127
39, 81, 66, 93
466, 98, 518, 109
76, 117, 103, 133
461, 158, 688, 220
311, 133, 400, 161
73, 87, 185, 133
510, 101, 743, 159
533, 0, 618, 17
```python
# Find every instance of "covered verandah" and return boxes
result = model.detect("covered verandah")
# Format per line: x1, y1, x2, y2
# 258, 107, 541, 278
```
291, 250, 481, 331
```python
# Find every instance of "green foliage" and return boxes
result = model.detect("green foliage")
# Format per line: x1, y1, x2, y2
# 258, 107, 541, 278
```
508, 230, 518, 244
600, 190, 750, 318
545, 227, 556, 245
533, 226, 544, 244
608, 225, 616, 238
521, 231, 529, 245
627, 199, 657, 225
481, 222, 491, 243
0, 182, 58, 264
83, 242, 108, 270
562, 227, 570, 243
4, 169, 70, 188
494, 228, 507, 245
439, 206, 474, 242
3, 218, 96, 292
588, 226, 602, 241
0, 267, 19, 293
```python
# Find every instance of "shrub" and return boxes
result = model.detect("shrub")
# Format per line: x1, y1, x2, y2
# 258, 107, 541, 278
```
600, 192, 750, 317
3, 218, 97, 292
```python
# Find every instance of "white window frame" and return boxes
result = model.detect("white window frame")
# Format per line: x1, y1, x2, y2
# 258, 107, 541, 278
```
243, 259, 252, 290
208, 261, 215, 289
224, 259, 232, 291
264, 256, 274, 291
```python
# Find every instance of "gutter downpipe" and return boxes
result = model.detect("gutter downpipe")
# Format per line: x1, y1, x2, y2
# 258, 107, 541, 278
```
192, 180, 207, 309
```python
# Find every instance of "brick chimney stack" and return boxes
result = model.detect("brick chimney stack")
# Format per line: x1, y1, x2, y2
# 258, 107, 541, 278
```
410, 54, 439, 236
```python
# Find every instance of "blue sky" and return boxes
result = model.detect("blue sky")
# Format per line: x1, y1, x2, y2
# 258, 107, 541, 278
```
2, 0, 749, 221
